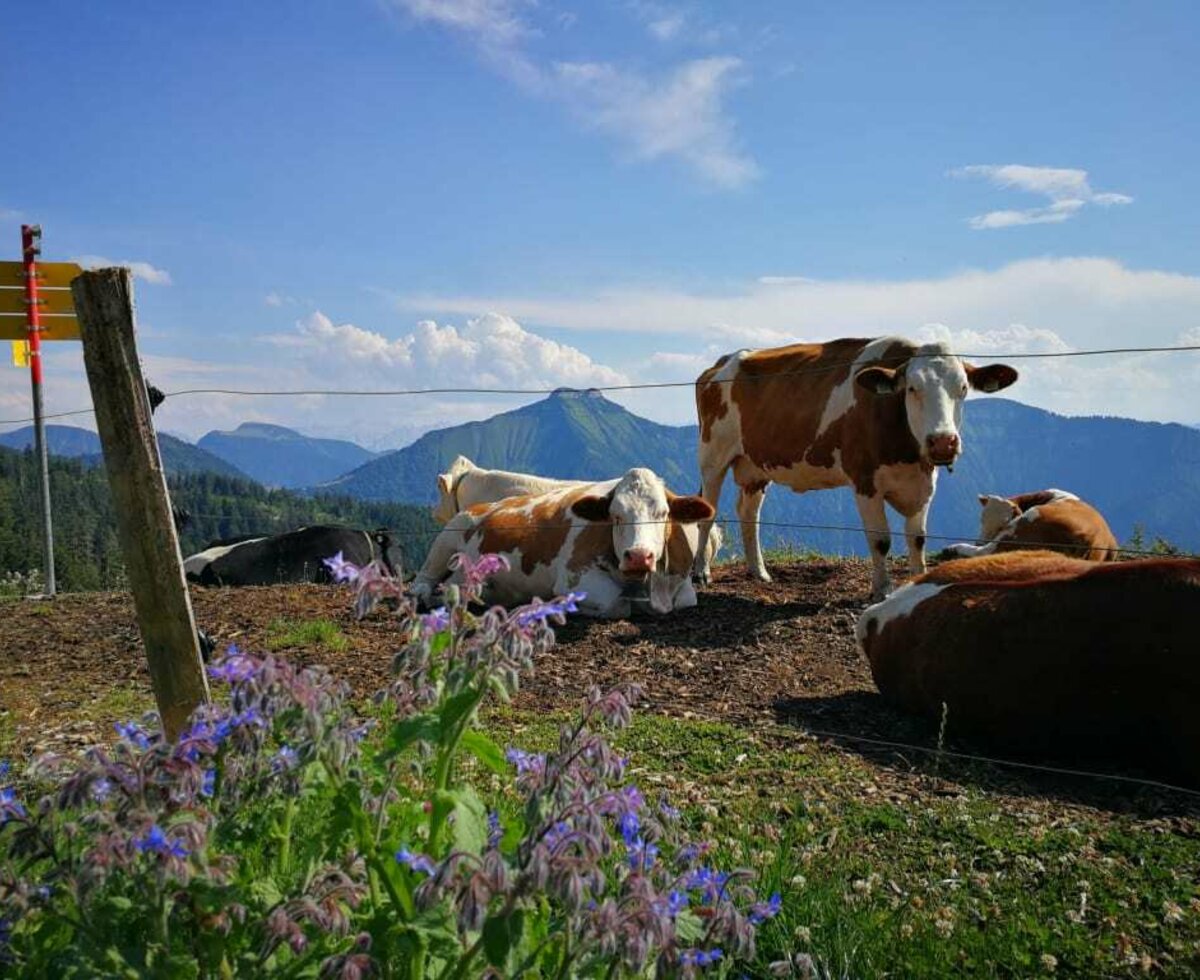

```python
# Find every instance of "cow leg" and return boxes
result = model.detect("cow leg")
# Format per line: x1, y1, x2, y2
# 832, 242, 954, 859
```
737, 483, 771, 583
856, 494, 892, 600
691, 464, 728, 584
410, 525, 469, 607
903, 501, 931, 577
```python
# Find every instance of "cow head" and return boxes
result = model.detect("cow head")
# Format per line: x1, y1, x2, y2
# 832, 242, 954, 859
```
433, 456, 478, 524
977, 494, 1020, 541
855, 344, 1017, 467
570, 468, 715, 581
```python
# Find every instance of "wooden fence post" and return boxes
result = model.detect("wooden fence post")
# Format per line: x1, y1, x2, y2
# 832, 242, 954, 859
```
71, 268, 209, 740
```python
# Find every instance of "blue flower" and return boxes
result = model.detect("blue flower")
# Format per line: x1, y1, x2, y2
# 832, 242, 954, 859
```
134, 824, 189, 859
680, 948, 723, 968
207, 649, 258, 683
505, 747, 545, 775
200, 769, 216, 798
115, 721, 151, 751
659, 799, 682, 821
271, 745, 299, 774
487, 811, 502, 850
395, 848, 436, 876
0, 786, 26, 825
627, 837, 658, 872
90, 778, 113, 803
749, 892, 783, 925
655, 890, 688, 918
420, 607, 450, 634
323, 551, 359, 583
617, 811, 640, 846
0, 762, 8, 779
514, 592, 587, 627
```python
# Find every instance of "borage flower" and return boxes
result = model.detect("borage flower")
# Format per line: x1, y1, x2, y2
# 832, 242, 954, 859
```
448, 552, 510, 590
114, 720, 151, 751
395, 848, 436, 876
514, 591, 586, 628
749, 891, 783, 925
134, 824, 189, 859
322, 551, 360, 584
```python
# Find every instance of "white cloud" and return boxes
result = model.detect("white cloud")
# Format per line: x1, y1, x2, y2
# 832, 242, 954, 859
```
384, 0, 758, 187
951, 164, 1133, 230
264, 292, 300, 307
554, 57, 757, 188
648, 13, 685, 40
73, 255, 173, 285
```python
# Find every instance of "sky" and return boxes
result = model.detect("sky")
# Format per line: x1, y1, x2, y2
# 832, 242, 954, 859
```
2, 0, 1199, 448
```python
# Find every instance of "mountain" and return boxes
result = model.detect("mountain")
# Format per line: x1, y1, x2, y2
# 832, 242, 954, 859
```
198, 422, 376, 488
323, 391, 1200, 556
0, 424, 247, 479
322, 389, 698, 501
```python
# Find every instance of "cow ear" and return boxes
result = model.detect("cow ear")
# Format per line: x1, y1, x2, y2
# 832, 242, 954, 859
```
571, 492, 613, 522
965, 363, 1018, 393
667, 493, 716, 523
437, 474, 452, 495
855, 365, 901, 395
978, 494, 989, 507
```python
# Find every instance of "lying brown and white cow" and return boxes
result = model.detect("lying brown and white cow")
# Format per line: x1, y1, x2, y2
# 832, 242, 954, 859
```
856, 552, 1200, 786
694, 337, 1018, 598
946, 489, 1119, 561
412, 467, 715, 618
433, 456, 584, 524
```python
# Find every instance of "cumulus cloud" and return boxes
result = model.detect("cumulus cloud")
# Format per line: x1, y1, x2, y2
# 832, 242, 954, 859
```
951, 164, 1133, 229
385, 0, 758, 187
73, 255, 173, 285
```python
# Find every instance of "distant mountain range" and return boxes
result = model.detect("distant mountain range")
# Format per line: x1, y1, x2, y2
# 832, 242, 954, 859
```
0, 424, 247, 480
197, 422, 376, 488
322, 390, 1200, 555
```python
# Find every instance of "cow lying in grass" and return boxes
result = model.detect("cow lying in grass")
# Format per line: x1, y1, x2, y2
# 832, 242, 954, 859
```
433, 456, 585, 524
413, 467, 715, 618
431, 458, 723, 608
856, 551, 1200, 786
185, 526, 402, 586
946, 489, 1119, 561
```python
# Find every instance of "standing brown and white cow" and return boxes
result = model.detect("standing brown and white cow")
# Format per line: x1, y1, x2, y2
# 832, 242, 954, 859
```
693, 337, 1018, 598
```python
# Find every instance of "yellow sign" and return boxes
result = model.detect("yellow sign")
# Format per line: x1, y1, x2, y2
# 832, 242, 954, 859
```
0, 261, 83, 289
0, 314, 80, 342
0, 287, 77, 317
11, 340, 29, 367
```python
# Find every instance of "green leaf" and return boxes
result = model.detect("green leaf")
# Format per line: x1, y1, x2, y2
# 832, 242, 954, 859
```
379, 713, 440, 761
433, 786, 489, 856
483, 909, 526, 968
460, 729, 508, 774
439, 688, 481, 739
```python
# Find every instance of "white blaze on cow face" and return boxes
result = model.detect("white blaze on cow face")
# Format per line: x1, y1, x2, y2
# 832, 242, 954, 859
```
855, 343, 1017, 468
571, 468, 715, 581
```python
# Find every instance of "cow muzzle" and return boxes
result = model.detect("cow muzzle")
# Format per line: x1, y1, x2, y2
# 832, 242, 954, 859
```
925, 433, 961, 467
620, 548, 655, 579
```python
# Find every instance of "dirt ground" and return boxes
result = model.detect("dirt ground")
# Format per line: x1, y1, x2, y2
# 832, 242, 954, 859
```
2, 558, 1197, 819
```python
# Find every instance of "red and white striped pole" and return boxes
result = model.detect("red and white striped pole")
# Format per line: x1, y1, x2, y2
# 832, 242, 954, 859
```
22, 224, 56, 596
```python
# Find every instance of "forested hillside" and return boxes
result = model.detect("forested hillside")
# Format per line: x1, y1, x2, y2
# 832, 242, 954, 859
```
0, 449, 437, 594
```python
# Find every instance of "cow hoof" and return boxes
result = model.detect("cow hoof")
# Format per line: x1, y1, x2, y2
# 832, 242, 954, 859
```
691, 570, 711, 587
752, 569, 773, 583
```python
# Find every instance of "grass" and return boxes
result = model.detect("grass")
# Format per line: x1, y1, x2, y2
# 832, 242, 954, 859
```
482, 708, 1200, 978
264, 617, 348, 653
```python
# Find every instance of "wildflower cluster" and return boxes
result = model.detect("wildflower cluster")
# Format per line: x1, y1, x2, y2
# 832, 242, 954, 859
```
0, 549, 787, 977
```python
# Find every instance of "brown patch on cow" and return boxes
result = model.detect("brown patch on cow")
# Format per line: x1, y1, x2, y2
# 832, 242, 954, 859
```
919, 550, 1090, 585
466, 488, 593, 576
860, 556, 1200, 786
1007, 490, 1062, 511
993, 500, 1121, 561
696, 354, 731, 442
665, 491, 716, 523
567, 518, 616, 574
663, 521, 694, 575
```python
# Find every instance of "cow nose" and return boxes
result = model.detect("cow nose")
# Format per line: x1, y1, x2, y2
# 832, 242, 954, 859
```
926, 433, 960, 459
622, 549, 655, 572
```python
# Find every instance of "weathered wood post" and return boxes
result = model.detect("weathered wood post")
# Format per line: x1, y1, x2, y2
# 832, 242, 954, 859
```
71, 268, 209, 740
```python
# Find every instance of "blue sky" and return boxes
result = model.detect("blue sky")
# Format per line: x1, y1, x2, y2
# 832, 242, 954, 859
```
3, 0, 1199, 445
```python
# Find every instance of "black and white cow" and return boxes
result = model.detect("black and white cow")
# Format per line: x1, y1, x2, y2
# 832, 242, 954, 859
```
184, 526, 402, 586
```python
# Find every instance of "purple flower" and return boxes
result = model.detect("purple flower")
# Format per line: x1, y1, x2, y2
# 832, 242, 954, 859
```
0, 786, 26, 825
749, 892, 783, 925
272, 745, 300, 774
207, 648, 259, 683
505, 747, 545, 776
323, 551, 359, 583
134, 824, 189, 859
395, 848, 436, 876
617, 812, 640, 846
114, 721, 151, 751
514, 592, 587, 627
420, 607, 450, 635
627, 837, 658, 872
681, 948, 724, 968
91, 778, 113, 803
200, 769, 216, 798
448, 552, 510, 588
659, 799, 682, 822
487, 811, 502, 850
